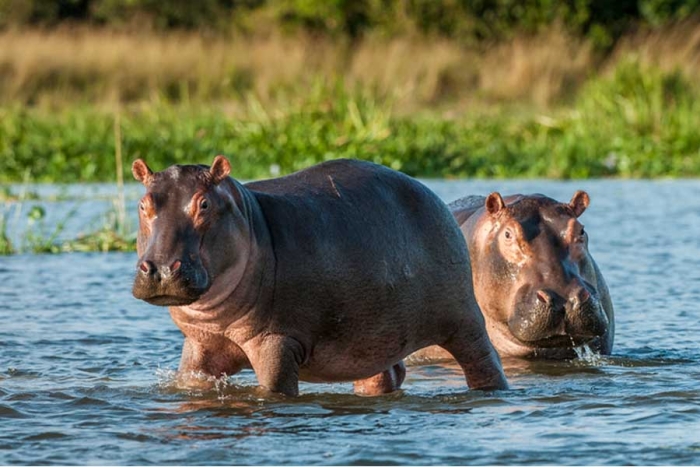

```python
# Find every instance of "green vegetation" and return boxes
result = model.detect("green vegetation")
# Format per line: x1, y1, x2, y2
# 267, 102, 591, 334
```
0, 211, 13, 255
2, 60, 699, 183
0, 198, 135, 255
2, 0, 700, 48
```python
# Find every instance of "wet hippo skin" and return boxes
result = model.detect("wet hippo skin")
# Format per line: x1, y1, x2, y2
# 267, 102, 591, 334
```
413, 192, 614, 361
131, 156, 508, 396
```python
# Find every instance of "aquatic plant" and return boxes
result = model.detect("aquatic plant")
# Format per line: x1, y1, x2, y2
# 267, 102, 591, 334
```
0, 116, 137, 255
0, 210, 13, 255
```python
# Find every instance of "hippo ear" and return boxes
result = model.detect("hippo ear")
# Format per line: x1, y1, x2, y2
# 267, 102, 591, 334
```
210, 155, 231, 185
132, 159, 154, 186
485, 192, 506, 216
569, 190, 590, 217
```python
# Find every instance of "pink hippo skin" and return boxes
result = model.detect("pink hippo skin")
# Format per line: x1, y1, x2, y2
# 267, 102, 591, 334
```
131, 156, 508, 396
412, 192, 614, 361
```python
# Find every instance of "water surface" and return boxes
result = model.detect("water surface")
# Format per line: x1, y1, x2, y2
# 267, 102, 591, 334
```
1, 179, 699, 465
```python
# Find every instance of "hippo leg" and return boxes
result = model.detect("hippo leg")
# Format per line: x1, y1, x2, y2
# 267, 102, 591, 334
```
441, 330, 509, 391
353, 362, 406, 396
179, 337, 249, 378
246, 335, 305, 397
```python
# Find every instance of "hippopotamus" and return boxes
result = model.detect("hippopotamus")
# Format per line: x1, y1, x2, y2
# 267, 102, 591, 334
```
413, 191, 613, 361
131, 156, 507, 396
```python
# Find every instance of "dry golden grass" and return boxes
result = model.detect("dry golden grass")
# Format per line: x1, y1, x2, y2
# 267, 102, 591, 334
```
0, 28, 475, 109
608, 18, 700, 77
2, 24, 699, 111
478, 26, 595, 106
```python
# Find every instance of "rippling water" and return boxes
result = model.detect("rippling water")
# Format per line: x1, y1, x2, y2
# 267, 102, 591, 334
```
1, 179, 700, 465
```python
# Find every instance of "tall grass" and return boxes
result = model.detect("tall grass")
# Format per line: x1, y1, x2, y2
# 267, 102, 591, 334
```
0, 27, 599, 109
2, 57, 699, 184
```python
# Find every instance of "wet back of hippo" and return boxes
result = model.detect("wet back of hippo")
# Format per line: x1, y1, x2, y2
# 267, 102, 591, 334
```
131, 157, 507, 396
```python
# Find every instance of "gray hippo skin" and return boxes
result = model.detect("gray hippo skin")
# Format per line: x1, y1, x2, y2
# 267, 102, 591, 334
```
131, 156, 508, 396
414, 192, 614, 360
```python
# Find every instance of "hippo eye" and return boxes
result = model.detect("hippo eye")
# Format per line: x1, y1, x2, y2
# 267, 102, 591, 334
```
581, 228, 586, 237
504, 230, 512, 240
139, 202, 146, 212
199, 199, 209, 210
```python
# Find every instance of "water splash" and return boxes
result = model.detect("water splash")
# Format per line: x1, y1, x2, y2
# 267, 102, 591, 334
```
572, 342, 605, 366
154, 367, 236, 400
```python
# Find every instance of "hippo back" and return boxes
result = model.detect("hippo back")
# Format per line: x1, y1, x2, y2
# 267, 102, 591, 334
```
245, 159, 473, 374
448, 195, 486, 225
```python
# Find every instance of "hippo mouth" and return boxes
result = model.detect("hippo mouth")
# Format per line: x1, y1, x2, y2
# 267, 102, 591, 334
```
519, 333, 596, 349
132, 261, 211, 307
141, 294, 200, 307
132, 279, 210, 307
509, 293, 607, 350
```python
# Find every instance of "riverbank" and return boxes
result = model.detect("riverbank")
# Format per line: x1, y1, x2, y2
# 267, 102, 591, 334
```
2, 57, 700, 183
2, 23, 700, 183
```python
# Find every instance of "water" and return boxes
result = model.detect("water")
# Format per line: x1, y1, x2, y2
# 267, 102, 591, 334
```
1, 179, 700, 465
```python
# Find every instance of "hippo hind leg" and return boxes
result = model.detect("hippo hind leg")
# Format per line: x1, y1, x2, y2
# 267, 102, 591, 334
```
440, 329, 509, 391
353, 362, 406, 396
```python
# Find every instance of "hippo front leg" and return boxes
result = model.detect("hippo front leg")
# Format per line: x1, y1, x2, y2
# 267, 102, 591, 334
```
353, 362, 406, 396
245, 335, 305, 397
178, 337, 249, 385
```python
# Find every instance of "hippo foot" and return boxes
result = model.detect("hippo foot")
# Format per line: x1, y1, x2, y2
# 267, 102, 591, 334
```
353, 362, 406, 396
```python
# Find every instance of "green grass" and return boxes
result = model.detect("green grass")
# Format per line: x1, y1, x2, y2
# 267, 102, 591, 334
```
2, 60, 700, 184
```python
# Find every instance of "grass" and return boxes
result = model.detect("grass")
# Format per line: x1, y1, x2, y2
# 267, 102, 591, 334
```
0, 211, 13, 255
0, 27, 594, 109
2, 58, 700, 184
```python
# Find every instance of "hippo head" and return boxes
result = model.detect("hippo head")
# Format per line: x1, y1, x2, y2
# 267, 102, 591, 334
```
131, 156, 240, 307
470, 191, 608, 351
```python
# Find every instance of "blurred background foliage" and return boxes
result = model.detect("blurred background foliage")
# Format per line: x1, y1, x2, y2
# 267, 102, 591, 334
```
2, 0, 700, 47
1, 0, 700, 182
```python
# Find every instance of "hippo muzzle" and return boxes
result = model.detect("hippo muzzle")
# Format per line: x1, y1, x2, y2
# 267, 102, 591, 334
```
132, 256, 210, 306
508, 282, 608, 348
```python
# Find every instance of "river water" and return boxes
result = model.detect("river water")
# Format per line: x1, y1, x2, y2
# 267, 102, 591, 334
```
1, 179, 699, 465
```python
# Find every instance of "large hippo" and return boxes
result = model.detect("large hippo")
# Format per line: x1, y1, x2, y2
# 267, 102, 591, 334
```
131, 156, 507, 396
414, 191, 613, 361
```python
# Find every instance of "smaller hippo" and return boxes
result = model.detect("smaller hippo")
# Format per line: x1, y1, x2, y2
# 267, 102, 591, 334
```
414, 191, 613, 360
131, 156, 507, 396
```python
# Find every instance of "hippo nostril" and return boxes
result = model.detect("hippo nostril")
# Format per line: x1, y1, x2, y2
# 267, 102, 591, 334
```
578, 288, 591, 303
171, 260, 182, 272
139, 261, 155, 276
536, 290, 551, 305
571, 288, 591, 308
